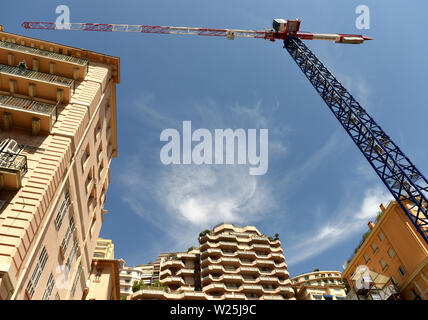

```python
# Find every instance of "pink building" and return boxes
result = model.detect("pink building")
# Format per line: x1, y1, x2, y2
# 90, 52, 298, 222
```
0, 25, 119, 300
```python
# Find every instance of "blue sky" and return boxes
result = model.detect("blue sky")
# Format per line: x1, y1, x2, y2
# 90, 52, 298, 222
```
3, 0, 428, 277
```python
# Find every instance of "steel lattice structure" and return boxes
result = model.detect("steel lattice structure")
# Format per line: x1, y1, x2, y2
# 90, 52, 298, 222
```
284, 36, 428, 243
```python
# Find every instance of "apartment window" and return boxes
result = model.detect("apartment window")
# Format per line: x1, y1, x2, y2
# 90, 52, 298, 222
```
54, 192, 71, 231
66, 238, 79, 271
82, 144, 90, 168
363, 253, 371, 263
388, 248, 396, 259
26, 247, 48, 298
42, 273, 55, 300
398, 266, 406, 277
371, 242, 379, 253
378, 232, 385, 242
61, 216, 75, 254
390, 276, 398, 287
95, 268, 103, 281
380, 259, 388, 271
411, 288, 421, 300
71, 263, 83, 298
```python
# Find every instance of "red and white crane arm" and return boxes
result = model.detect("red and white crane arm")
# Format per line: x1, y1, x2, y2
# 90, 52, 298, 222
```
21, 19, 372, 44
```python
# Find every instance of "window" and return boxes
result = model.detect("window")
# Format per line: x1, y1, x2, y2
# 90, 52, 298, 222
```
61, 216, 75, 254
71, 263, 83, 298
54, 192, 71, 231
380, 259, 388, 271
371, 242, 379, 253
388, 248, 396, 259
26, 247, 48, 298
42, 273, 55, 300
411, 288, 421, 300
364, 253, 371, 263
378, 232, 385, 242
398, 266, 406, 277
390, 276, 398, 287
95, 268, 103, 281
66, 238, 79, 271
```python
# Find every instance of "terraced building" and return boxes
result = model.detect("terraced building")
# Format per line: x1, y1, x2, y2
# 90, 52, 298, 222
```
0, 25, 119, 300
129, 223, 295, 300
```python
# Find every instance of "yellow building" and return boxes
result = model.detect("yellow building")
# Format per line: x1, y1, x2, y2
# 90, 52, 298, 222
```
130, 223, 295, 300
343, 201, 428, 300
85, 238, 120, 300
93, 238, 115, 259
291, 270, 346, 300
0, 26, 119, 300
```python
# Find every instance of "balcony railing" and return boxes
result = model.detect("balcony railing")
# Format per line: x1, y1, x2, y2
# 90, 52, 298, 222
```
0, 151, 27, 177
0, 94, 58, 124
0, 40, 88, 67
0, 64, 75, 92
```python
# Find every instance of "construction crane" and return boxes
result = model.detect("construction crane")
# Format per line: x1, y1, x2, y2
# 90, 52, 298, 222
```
22, 19, 428, 244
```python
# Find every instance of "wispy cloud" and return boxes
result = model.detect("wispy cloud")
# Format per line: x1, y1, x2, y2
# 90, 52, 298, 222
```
119, 94, 285, 252
286, 186, 392, 266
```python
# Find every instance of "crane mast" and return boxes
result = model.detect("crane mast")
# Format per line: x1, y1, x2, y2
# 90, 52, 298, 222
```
284, 36, 428, 243
21, 19, 428, 243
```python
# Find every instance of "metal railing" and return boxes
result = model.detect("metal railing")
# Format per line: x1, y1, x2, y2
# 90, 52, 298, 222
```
0, 94, 59, 124
0, 40, 88, 67
0, 64, 75, 92
0, 151, 28, 176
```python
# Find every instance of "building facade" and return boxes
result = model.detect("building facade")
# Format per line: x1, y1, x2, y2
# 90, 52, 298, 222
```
0, 26, 119, 300
291, 270, 346, 300
129, 223, 295, 300
343, 201, 428, 300
119, 259, 155, 298
85, 238, 120, 300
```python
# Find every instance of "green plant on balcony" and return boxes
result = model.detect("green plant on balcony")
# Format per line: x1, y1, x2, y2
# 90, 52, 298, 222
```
187, 246, 197, 252
120, 295, 127, 300
198, 229, 211, 240
274, 233, 279, 240
132, 280, 141, 293
18, 61, 27, 70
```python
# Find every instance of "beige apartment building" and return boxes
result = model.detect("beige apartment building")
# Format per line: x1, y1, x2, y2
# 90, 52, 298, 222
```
291, 270, 346, 300
119, 260, 155, 297
85, 238, 120, 300
0, 26, 119, 300
129, 223, 295, 300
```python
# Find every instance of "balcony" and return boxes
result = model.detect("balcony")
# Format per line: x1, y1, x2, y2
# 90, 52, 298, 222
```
0, 151, 27, 190
0, 64, 75, 103
0, 94, 58, 132
0, 40, 88, 67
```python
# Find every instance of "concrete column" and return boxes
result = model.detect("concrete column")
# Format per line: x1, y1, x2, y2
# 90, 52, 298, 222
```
29, 83, 36, 98
32, 117, 40, 136
2, 112, 12, 130
7, 53, 14, 66
56, 89, 64, 103
73, 68, 80, 80
32, 59, 39, 72
49, 62, 56, 74
9, 79, 16, 94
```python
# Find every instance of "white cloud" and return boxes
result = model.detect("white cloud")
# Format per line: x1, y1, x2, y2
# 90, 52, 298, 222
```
158, 165, 274, 227
286, 186, 392, 266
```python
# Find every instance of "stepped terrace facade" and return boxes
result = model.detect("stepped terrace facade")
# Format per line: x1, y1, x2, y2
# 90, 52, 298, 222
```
129, 223, 295, 300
